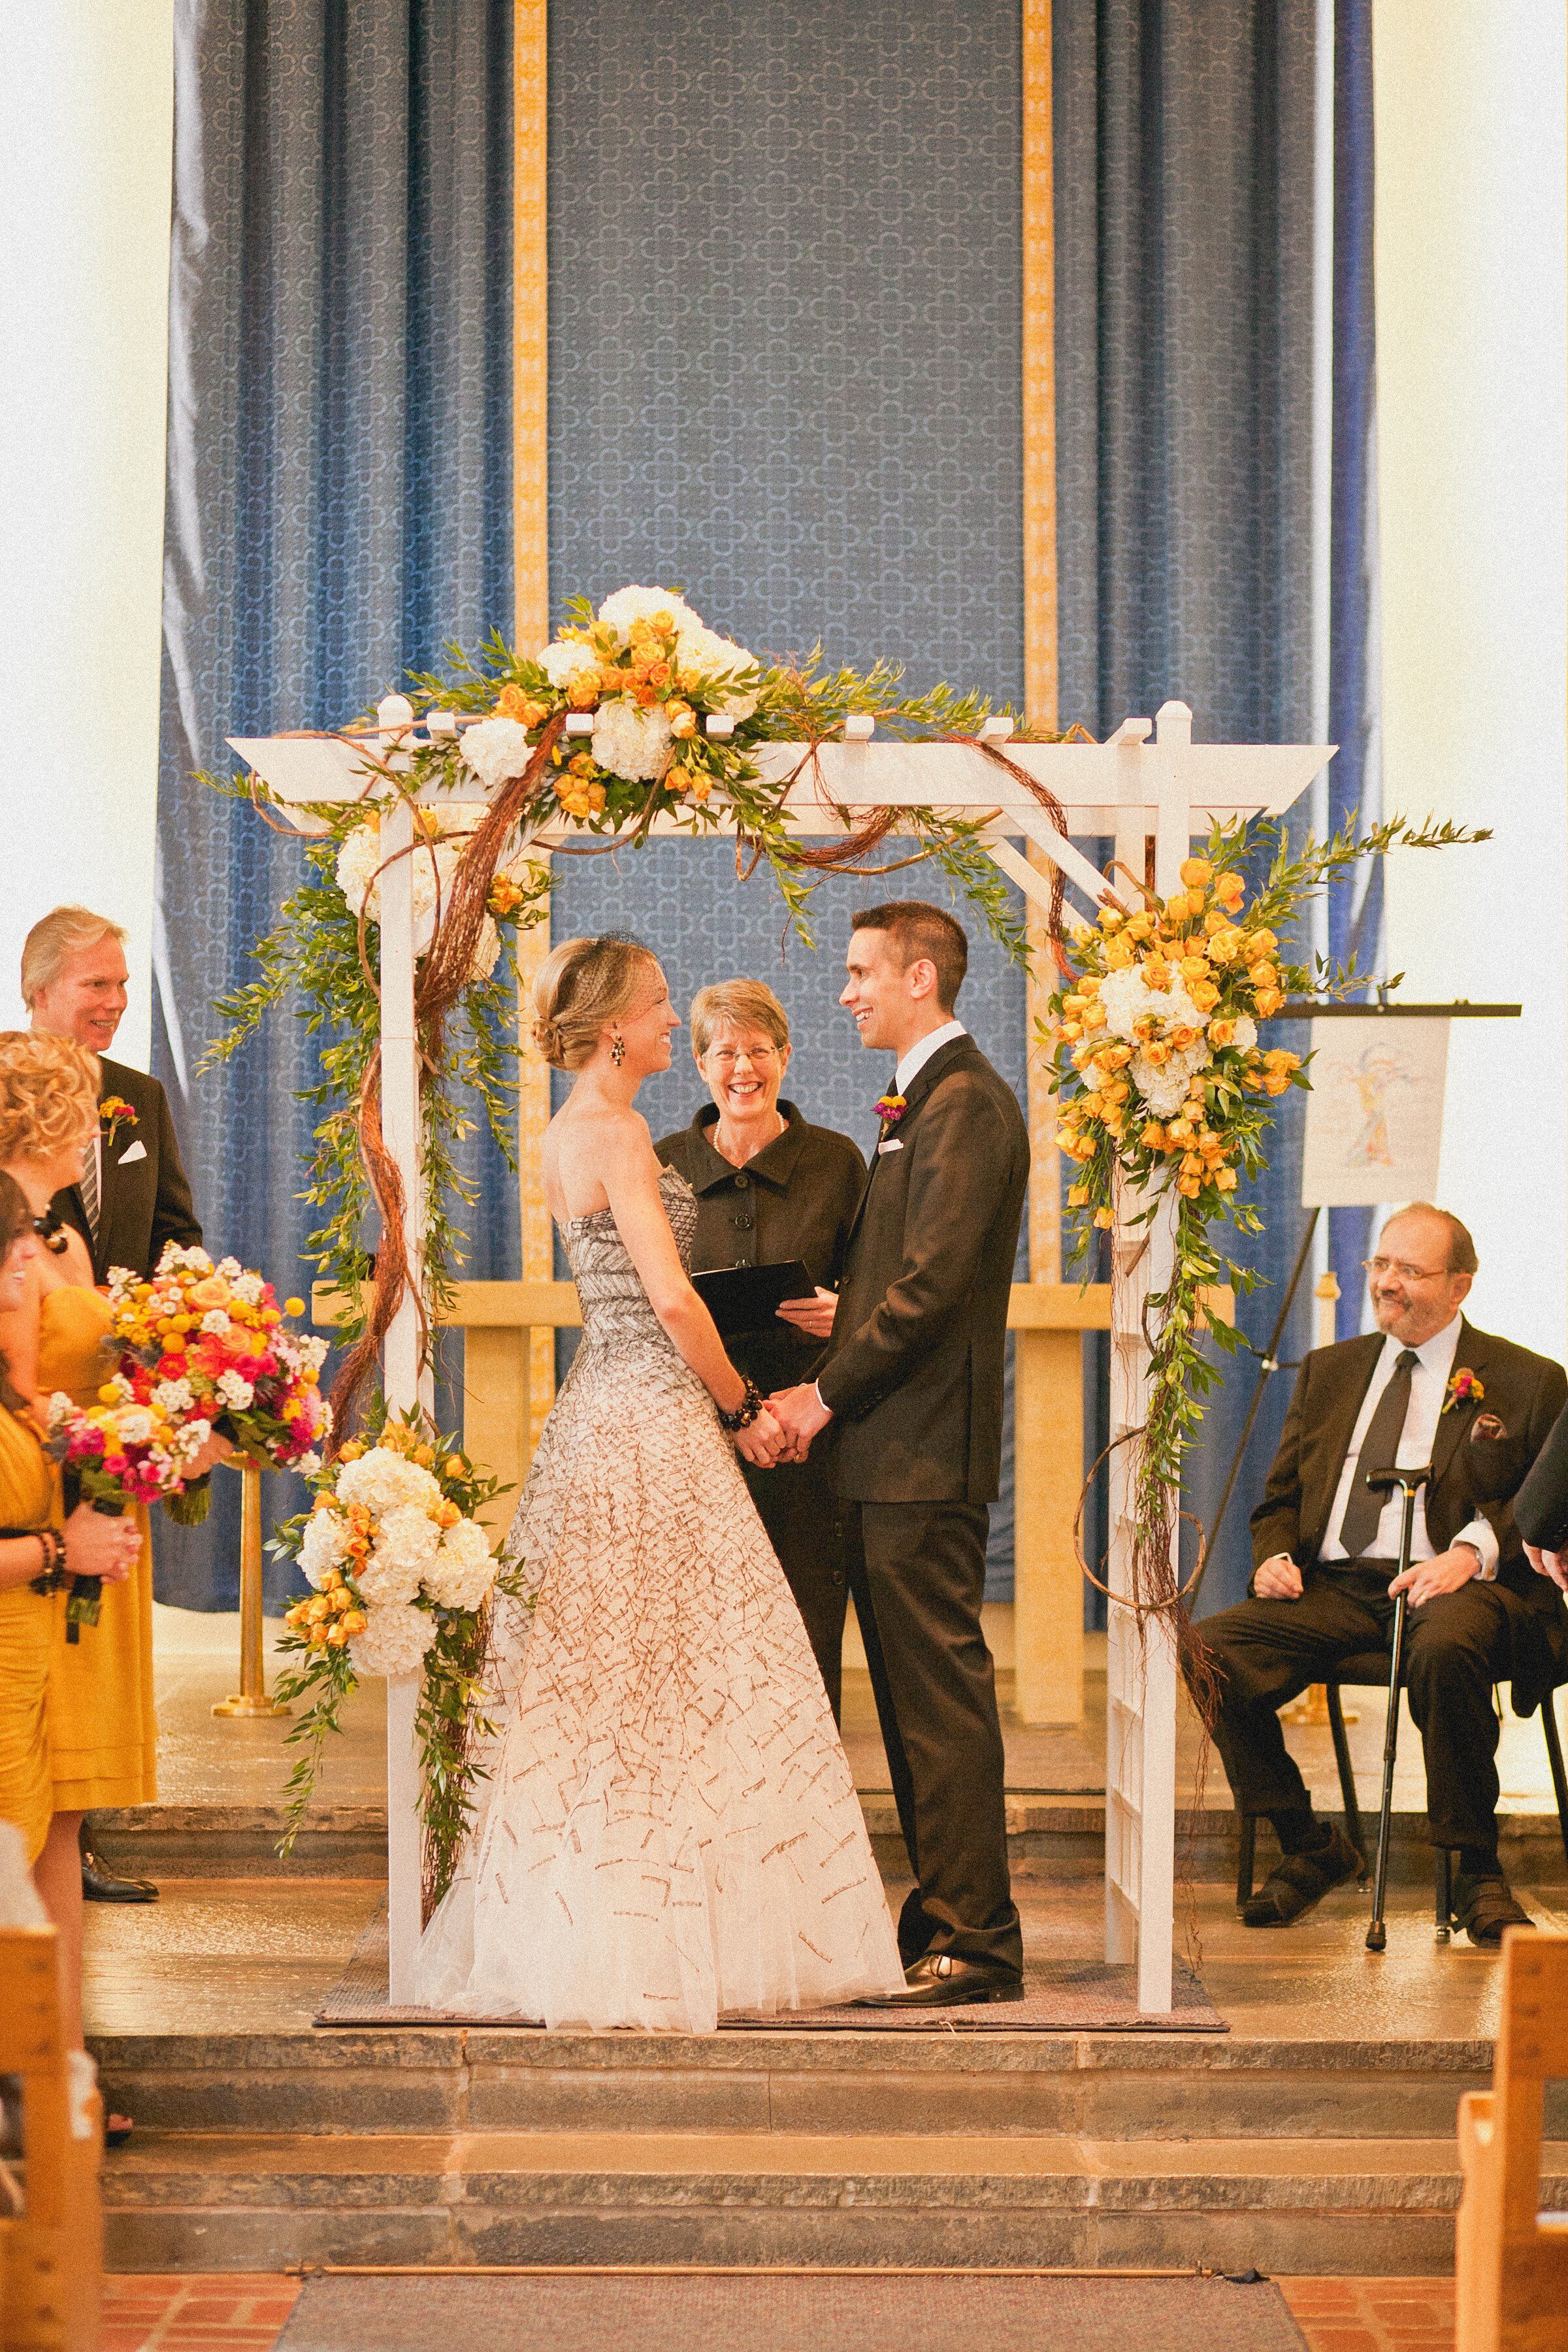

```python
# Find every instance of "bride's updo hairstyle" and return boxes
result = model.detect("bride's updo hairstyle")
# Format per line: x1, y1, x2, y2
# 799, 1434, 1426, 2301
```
532, 934, 661, 1070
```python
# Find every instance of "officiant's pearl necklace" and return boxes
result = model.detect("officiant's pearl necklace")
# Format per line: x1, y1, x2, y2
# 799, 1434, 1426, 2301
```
718, 1109, 786, 1167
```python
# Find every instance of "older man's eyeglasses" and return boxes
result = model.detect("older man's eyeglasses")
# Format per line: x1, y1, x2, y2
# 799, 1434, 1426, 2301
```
1362, 1256, 1450, 1285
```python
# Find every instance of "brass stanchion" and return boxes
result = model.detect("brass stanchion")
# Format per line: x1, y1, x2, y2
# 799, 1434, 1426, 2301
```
212, 1458, 289, 1720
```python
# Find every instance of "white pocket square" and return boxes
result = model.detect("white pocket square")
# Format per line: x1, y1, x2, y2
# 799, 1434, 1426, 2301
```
876, 1137, 904, 1156
118, 1140, 148, 1166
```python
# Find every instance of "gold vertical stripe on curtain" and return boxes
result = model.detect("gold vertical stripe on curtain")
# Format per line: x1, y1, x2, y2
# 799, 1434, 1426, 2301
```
514, 0, 554, 1445
1022, 0, 1062, 1282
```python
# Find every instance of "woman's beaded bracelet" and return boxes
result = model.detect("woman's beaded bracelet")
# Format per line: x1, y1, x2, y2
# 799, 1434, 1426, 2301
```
717, 1377, 764, 1433
1, 1526, 65, 1593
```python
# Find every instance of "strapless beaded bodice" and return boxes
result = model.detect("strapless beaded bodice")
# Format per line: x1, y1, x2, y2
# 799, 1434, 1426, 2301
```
563, 1163, 696, 1352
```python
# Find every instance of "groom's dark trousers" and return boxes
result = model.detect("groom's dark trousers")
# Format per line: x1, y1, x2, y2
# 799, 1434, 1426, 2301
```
818, 1034, 1028, 1978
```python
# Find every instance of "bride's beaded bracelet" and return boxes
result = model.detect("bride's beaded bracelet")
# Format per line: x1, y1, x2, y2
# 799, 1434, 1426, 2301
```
717, 1378, 764, 1434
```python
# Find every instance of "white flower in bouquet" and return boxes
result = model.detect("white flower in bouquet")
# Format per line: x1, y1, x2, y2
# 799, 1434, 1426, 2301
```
674, 625, 759, 717
349, 1601, 436, 1680
153, 1377, 195, 1415
335, 823, 384, 919
216, 1256, 242, 1280
171, 1417, 214, 1466
591, 696, 674, 783
461, 715, 537, 792
299, 1506, 351, 1591
118, 1409, 154, 1446
375, 1501, 443, 1571
355, 1552, 424, 1609
595, 584, 701, 644
336, 1447, 443, 1520
421, 1516, 498, 1613
200, 1309, 232, 1336
1099, 966, 1208, 1043
215, 1371, 255, 1412
233, 1272, 266, 1305
1232, 1014, 1258, 1054
538, 639, 599, 690
1129, 1038, 1211, 1120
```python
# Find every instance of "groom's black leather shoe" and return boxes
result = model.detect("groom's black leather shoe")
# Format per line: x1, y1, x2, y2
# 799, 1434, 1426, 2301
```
860, 1953, 1024, 2008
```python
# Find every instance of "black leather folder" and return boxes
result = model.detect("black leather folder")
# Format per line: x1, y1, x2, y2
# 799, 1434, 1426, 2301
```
692, 1259, 813, 1338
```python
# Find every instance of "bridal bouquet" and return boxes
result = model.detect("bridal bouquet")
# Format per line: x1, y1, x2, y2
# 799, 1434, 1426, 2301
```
44, 1384, 212, 1638
271, 1413, 516, 1899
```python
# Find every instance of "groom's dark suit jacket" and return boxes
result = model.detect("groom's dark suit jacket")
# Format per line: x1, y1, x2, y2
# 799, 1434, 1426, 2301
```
1250, 1318, 1568, 1713
50, 1056, 203, 1283
817, 1035, 1028, 1504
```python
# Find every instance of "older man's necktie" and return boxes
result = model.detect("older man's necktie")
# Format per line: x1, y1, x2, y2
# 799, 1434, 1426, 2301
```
1338, 1347, 1421, 1558
78, 1140, 101, 1241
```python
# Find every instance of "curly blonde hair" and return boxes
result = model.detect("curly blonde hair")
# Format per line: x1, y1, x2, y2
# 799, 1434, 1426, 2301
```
0, 1032, 99, 1165
531, 936, 662, 1071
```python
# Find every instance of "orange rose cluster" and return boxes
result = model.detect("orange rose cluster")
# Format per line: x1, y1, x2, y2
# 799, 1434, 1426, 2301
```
1051, 856, 1303, 1213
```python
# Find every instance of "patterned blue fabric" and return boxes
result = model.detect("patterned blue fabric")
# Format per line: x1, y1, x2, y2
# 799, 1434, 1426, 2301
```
155, 0, 514, 1607
546, 0, 1030, 1593
1053, 0, 1318, 1616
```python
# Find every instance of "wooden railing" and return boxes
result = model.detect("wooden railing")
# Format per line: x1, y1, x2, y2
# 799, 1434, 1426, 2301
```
316, 1278, 1232, 1727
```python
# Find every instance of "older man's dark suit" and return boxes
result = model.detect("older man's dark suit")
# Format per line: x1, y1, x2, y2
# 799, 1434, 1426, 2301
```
50, 1057, 202, 1281
1201, 1319, 1568, 1853
817, 1034, 1028, 1975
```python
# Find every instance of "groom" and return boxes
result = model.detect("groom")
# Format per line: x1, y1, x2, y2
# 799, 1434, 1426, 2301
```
769, 901, 1028, 2004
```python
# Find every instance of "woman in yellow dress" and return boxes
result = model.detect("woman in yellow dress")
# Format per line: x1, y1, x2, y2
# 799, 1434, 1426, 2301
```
0, 1164, 139, 2054
0, 1034, 160, 2055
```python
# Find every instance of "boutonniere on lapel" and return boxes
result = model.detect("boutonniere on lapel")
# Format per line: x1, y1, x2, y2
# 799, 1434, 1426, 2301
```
1442, 1367, 1484, 1415
100, 1096, 138, 1147
874, 1092, 907, 1130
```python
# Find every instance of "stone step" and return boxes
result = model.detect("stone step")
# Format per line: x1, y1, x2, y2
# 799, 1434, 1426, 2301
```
95, 2021, 1561, 2145
89, 1796, 1568, 1884
104, 2125, 1565, 2274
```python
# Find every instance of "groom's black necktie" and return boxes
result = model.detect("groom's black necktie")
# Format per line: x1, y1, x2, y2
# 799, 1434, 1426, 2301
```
1339, 1347, 1422, 1558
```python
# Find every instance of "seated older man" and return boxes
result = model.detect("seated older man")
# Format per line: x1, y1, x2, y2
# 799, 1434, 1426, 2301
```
1195, 1202, 1567, 1946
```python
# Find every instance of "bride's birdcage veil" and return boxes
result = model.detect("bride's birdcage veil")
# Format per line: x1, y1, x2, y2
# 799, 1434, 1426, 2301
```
531, 934, 660, 1070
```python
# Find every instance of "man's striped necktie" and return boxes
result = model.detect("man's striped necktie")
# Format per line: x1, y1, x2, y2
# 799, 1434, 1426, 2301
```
79, 1137, 101, 1239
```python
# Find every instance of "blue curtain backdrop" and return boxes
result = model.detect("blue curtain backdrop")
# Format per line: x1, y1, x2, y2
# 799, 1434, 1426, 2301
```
155, 1, 514, 1607
1325, 0, 1384, 1335
1053, 0, 1318, 1616
544, 0, 1031, 1594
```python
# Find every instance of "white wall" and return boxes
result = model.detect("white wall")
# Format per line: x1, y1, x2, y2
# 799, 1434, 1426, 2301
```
1373, 0, 1568, 1355
0, 4, 174, 1067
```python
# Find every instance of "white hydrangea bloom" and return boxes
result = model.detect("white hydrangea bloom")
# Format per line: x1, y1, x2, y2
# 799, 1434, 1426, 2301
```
460, 716, 536, 791
1232, 1015, 1258, 1054
201, 1310, 232, 1336
153, 1379, 195, 1415
355, 1552, 425, 1609
349, 1601, 436, 1680
374, 1502, 443, 1569
591, 697, 674, 783
538, 640, 600, 689
299, 1507, 351, 1592
672, 626, 759, 717
421, 1517, 498, 1613
335, 1448, 442, 1520
215, 1372, 255, 1412
1099, 966, 1208, 1043
595, 585, 700, 642
1128, 1039, 1211, 1119
335, 823, 384, 920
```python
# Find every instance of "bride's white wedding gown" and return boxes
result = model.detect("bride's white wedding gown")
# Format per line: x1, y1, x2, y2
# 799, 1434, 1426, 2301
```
417, 1164, 904, 2030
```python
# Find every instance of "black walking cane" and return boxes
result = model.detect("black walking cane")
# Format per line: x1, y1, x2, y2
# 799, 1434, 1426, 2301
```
1362, 1464, 1431, 1953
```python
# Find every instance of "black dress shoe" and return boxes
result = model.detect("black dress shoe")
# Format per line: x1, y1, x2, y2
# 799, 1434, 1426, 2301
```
81, 1848, 157, 1903
1453, 1869, 1533, 1947
860, 1952, 1025, 2009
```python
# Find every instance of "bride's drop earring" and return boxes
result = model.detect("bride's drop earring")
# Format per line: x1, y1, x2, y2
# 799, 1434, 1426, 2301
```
611, 1032, 625, 1067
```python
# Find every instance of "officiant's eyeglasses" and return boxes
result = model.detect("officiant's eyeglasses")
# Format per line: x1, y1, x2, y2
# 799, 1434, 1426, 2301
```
706, 1045, 781, 1069
1363, 1256, 1449, 1284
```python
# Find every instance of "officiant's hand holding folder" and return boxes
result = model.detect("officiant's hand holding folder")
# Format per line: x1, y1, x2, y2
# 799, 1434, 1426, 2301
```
693, 1260, 819, 1339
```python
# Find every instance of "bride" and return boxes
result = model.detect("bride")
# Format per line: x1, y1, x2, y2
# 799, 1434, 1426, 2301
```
417, 934, 903, 2029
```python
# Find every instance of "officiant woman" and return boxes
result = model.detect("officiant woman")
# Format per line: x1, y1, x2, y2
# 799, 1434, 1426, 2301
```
657, 979, 863, 1716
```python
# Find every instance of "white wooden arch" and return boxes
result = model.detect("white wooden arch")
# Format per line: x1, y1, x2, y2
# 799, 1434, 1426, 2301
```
237, 702, 1328, 2012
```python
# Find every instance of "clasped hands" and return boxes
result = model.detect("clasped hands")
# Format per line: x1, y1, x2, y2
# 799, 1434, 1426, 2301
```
727, 1381, 833, 1469
1254, 1546, 1484, 1607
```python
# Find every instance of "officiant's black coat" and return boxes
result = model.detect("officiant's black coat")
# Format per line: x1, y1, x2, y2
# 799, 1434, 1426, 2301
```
818, 1034, 1028, 1503
50, 1056, 203, 1283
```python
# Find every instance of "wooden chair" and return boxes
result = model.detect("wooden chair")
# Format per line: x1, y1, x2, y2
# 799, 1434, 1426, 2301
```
1235, 1661, 1568, 1938
1457, 1927, 1568, 2351
0, 1925, 101, 2352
